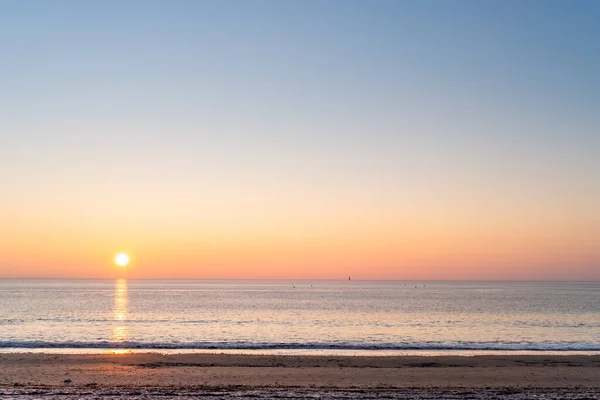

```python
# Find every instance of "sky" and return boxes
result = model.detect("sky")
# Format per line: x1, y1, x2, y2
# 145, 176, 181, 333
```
1, 0, 599, 280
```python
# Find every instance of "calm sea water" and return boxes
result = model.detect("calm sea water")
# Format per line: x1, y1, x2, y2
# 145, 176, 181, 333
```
0, 279, 599, 351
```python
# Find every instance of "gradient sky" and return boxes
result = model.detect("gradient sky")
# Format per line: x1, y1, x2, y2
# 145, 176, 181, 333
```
1, 0, 599, 280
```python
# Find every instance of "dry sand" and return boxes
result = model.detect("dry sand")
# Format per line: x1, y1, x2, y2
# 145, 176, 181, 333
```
1, 353, 599, 398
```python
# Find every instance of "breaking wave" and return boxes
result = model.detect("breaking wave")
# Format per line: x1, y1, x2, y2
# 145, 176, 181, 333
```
1, 340, 600, 351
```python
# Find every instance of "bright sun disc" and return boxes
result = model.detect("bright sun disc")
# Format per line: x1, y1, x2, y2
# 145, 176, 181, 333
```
115, 253, 129, 267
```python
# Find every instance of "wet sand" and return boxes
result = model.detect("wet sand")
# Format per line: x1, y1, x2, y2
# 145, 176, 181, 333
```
1, 353, 599, 398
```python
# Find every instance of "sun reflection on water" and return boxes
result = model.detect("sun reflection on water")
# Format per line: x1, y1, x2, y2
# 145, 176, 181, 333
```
112, 279, 128, 343
109, 349, 133, 355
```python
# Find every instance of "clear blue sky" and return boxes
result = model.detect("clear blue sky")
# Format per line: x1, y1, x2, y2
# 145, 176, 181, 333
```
1, 0, 599, 279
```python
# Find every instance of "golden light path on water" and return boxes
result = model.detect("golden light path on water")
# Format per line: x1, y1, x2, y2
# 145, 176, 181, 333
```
113, 279, 128, 344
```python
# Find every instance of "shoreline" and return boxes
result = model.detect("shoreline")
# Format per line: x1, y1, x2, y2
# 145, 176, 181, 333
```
1, 347, 600, 357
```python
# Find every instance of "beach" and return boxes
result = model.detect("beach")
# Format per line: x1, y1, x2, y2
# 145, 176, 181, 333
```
1, 353, 599, 398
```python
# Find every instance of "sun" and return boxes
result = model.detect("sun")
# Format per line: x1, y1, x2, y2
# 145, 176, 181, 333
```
115, 253, 130, 267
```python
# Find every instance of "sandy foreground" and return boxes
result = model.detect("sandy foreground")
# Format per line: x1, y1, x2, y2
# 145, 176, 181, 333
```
1, 353, 599, 398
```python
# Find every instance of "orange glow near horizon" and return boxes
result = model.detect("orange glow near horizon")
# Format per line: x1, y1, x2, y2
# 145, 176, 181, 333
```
0, 205, 597, 280
0, 178, 597, 280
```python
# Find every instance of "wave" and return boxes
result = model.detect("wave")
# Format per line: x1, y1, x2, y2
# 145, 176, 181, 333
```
4, 318, 600, 329
1, 340, 600, 351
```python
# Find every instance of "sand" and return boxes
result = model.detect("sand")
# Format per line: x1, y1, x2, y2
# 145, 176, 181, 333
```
1, 353, 599, 398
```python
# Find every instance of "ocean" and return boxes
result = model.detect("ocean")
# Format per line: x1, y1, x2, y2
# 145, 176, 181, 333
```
1, 279, 599, 353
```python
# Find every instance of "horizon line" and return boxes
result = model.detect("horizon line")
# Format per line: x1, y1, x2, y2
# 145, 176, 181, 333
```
1, 277, 598, 283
